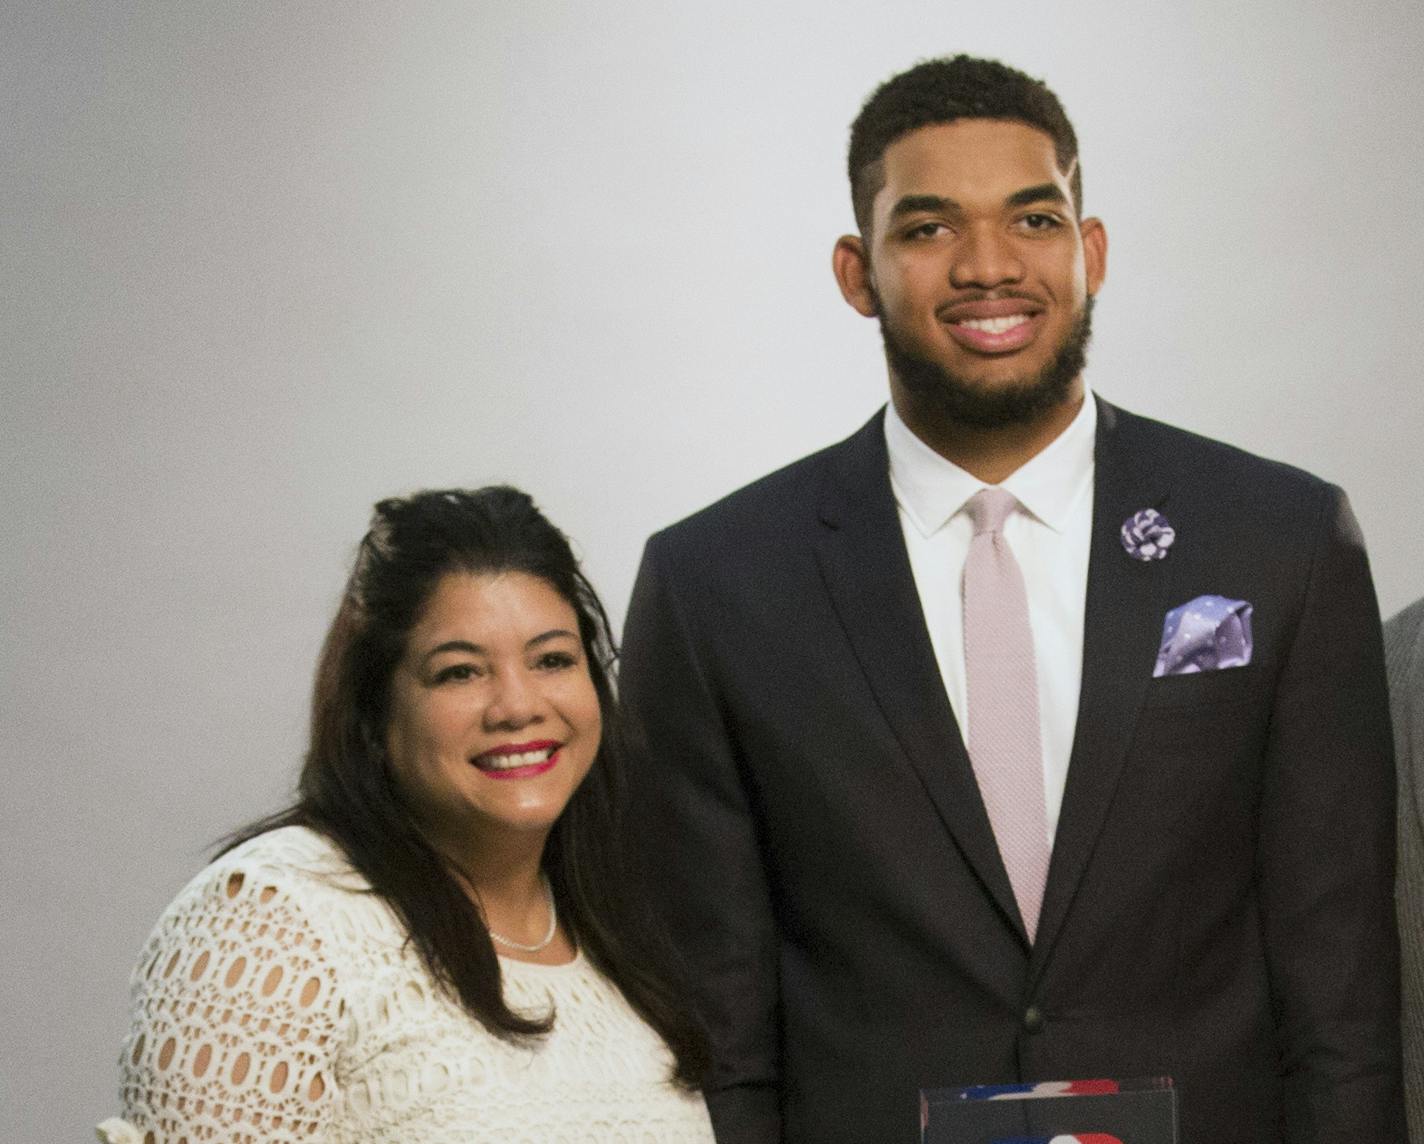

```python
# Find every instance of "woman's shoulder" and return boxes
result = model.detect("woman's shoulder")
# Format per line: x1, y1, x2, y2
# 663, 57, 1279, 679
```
136, 826, 390, 971
217, 823, 361, 877
170, 825, 366, 906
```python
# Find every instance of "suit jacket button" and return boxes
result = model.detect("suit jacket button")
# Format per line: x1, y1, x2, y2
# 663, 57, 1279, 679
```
1022, 1005, 1045, 1033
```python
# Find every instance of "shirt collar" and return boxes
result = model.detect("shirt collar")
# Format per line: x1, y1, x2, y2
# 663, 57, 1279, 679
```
885, 388, 1097, 537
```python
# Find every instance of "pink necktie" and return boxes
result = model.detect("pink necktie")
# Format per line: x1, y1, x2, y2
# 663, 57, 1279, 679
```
963, 488, 1051, 942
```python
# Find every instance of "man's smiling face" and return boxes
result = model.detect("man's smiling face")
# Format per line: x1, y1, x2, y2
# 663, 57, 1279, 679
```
853, 118, 1106, 430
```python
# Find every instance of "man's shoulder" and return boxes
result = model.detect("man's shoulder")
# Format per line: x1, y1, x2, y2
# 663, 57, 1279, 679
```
648, 411, 882, 555
1106, 400, 1340, 506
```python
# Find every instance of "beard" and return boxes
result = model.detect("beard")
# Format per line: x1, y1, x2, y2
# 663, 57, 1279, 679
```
879, 295, 1095, 430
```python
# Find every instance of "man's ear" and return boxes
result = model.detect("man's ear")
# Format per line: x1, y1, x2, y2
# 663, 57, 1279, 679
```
833, 234, 880, 317
1081, 216, 1107, 296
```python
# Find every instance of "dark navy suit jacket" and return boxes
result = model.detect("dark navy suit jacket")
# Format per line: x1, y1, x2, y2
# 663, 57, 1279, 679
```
620, 400, 1403, 1144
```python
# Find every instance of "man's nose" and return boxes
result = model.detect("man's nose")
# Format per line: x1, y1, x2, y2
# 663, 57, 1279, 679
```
949, 225, 1024, 290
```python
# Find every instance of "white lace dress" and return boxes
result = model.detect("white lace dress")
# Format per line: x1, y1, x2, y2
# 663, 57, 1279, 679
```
97, 826, 714, 1144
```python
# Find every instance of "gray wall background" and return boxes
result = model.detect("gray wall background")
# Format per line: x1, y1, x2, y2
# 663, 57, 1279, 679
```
5, 2, 1423, 1138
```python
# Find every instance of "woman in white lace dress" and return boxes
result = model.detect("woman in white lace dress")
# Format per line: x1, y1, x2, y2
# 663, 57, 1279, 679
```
98, 487, 715, 1144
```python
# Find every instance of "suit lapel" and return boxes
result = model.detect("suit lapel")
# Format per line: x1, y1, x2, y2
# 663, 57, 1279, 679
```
1030, 400, 1172, 977
813, 411, 1026, 940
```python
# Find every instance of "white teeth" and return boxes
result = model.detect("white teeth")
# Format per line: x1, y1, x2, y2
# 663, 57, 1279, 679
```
475, 748, 553, 770
957, 314, 1029, 333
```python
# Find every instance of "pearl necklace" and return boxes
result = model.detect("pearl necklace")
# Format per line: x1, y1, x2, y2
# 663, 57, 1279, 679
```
487, 874, 558, 953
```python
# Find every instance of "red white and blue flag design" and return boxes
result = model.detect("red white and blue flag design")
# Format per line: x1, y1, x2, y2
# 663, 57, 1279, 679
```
989, 1135, 1123, 1143
991, 1134, 1122, 1144
965, 1082, 1125, 1142
958, 1080, 1121, 1101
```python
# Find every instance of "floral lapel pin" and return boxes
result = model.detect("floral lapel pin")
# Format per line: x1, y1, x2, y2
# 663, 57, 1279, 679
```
1121, 507, 1175, 561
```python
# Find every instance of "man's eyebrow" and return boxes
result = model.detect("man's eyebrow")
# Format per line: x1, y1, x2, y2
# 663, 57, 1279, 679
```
888, 185, 1068, 220
888, 194, 959, 219
1005, 183, 1068, 209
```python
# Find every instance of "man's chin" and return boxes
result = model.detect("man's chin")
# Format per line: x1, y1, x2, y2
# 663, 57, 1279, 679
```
908, 378, 1075, 429
886, 350, 1078, 429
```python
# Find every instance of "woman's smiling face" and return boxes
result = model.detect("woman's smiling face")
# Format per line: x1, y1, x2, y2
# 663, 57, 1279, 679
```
384, 570, 602, 856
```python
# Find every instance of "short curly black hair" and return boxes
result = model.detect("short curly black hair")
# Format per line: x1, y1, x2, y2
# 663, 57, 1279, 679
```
848, 55, 1081, 235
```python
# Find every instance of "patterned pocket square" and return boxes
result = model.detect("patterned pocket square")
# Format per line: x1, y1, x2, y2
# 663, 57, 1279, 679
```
1153, 595, 1253, 677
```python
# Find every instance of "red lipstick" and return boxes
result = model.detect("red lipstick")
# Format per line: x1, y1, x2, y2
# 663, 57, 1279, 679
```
471, 739, 561, 780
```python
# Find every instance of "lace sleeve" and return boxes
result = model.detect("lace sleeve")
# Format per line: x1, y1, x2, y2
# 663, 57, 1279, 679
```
112, 855, 348, 1143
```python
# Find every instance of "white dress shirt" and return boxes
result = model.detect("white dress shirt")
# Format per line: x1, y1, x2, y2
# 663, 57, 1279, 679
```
884, 394, 1096, 840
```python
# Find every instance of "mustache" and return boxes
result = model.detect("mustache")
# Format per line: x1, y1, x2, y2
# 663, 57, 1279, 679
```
934, 289, 1048, 316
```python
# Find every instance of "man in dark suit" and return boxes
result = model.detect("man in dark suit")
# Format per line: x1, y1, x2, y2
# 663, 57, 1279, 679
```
620, 56, 1402, 1144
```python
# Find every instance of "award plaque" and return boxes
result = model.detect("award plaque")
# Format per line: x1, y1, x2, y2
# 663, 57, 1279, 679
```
920, 1077, 1177, 1144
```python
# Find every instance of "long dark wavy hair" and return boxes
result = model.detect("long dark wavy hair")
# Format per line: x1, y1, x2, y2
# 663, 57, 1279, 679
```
227, 486, 708, 1087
